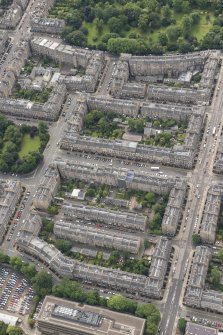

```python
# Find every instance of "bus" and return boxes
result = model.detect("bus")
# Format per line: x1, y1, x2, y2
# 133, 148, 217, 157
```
212, 127, 216, 136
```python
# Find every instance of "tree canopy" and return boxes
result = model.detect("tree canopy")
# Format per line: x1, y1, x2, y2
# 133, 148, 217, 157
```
50, 0, 222, 54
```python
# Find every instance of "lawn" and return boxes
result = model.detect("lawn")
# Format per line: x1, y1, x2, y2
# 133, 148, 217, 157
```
191, 12, 214, 41
19, 135, 41, 158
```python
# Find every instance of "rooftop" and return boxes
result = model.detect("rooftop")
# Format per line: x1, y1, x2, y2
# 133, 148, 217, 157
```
38, 296, 145, 335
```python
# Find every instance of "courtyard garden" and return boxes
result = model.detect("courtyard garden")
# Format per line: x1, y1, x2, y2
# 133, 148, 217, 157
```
0, 114, 49, 174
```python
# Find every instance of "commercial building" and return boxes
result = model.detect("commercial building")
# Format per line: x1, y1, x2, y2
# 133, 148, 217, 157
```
37, 296, 146, 335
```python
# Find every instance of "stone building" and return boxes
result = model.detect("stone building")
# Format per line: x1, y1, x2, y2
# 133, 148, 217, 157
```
0, 180, 21, 244
56, 159, 176, 194
54, 220, 141, 254
58, 52, 104, 93
185, 246, 223, 314
62, 202, 147, 232
30, 37, 104, 92
128, 52, 208, 77
0, 30, 8, 54
147, 85, 210, 105
214, 133, 223, 174
30, 18, 65, 34
0, 40, 30, 97
200, 186, 222, 244
0, 83, 66, 121
185, 246, 211, 307
0, 4, 22, 29
17, 233, 170, 299
162, 180, 187, 235
32, 165, 60, 210
145, 237, 171, 298
87, 96, 140, 117
59, 134, 195, 169
141, 102, 197, 121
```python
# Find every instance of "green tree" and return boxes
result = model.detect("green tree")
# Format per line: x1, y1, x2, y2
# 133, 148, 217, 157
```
178, 317, 186, 334
65, 30, 87, 47
136, 303, 161, 323
181, 15, 192, 38
158, 32, 168, 46
3, 125, 22, 146
0, 321, 7, 335
218, 249, 223, 263
123, 3, 141, 26
166, 26, 181, 41
108, 17, 123, 33
107, 294, 137, 313
7, 326, 23, 335
0, 252, 10, 264
146, 322, 158, 335
54, 239, 72, 253
211, 266, 221, 285
173, 0, 190, 13
192, 234, 202, 245
47, 205, 59, 215
95, 18, 104, 33
145, 192, 156, 205
21, 263, 37, 280
10, 256, 23, 272
32, 271, 53, 298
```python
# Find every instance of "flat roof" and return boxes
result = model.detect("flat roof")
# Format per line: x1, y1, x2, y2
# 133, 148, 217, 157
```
38, 296, 145, 335
0, 313, 18, 326
186, 322, 218, 335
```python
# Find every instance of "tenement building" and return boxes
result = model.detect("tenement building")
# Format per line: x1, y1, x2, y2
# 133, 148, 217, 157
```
162, 180, 187, 235
17, 227, 171, 299
185, 246, 223, 313
199, 185, 222, 244
0, 83, 66, 121
62, 202, 147, 232
56, 159, 176, 194
30, 37, 104, 93
32, 165, 60, 210
54, 219, 141, 254
0, 180, 21, 244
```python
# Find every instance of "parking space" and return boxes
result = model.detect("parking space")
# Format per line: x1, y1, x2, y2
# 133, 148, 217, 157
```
0, 266, 34, 315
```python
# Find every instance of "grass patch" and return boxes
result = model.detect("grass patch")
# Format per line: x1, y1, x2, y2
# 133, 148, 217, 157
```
19, 135, 41, 159
191, 12, 214, 41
